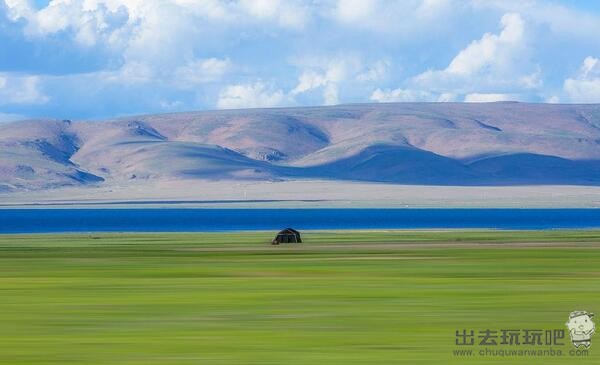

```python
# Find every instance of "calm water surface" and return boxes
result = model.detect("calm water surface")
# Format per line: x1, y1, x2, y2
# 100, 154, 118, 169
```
1, 209, 599, 233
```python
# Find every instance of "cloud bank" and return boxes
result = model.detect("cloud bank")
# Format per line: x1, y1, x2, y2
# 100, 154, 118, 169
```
1, 0, 599, 119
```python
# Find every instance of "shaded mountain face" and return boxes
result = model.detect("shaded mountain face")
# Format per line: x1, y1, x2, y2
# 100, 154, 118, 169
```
2, 102, 600, 191
0, 119, 104, 191
297, 145, 481, 185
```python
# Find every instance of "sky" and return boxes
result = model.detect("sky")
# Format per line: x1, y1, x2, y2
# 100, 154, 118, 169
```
1, 0, 600, 121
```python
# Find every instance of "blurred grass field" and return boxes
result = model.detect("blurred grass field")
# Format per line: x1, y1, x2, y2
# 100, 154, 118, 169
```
1, 230, 600, 364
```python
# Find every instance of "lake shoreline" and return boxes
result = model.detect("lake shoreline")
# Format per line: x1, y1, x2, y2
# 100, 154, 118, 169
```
2, 180, 600, 208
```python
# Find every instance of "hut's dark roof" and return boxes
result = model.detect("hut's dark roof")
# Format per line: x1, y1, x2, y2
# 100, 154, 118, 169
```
272, 228, 302, 244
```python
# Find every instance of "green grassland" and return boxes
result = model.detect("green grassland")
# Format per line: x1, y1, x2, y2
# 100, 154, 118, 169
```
1, 230, 600, 364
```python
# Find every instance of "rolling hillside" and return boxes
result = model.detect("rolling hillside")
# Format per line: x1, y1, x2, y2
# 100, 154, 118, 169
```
2, 102, 600, 191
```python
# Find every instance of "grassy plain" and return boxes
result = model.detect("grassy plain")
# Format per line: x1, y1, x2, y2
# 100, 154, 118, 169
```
1, 230, 599, 364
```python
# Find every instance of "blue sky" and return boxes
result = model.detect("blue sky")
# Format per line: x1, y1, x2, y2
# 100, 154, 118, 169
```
1, 0, 600, 121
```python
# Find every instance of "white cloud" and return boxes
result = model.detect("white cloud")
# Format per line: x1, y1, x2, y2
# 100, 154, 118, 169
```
105, 61, 154, 84
2, 1, 199, 69
370, 88, 435, 103
171, 0, 231, 20
333, 0, 453, 33
291, 56, 387, 105
471, 0, 600, 42
448, 13, 522, 75
564, 57, 600, 103
290, 57, 353, 104
239, 0, 310, 29
417, 0, 452, 17
174, 58, 232, 88
216, 82, 284, 109
6, 0, 130, 47
159, 99, 184, 110
357, 59, 389, 82
377, 12, 537, 103
518, 66, 542, 89
580, 56, 600, 78
464, 93, 517, 102
417, 12, 525, 85
4, 0, 311, 51
0, 73, 48, 105
76, 60, 153, 86
335, 0, 377, 24
3, 0, 33, 21
323, 83, 339, 105
292, 70, 326, 95
437, 92, 458, 102
368, 12, 538, 104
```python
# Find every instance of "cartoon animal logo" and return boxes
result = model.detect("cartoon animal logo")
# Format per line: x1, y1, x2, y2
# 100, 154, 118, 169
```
566, 311, 595, 348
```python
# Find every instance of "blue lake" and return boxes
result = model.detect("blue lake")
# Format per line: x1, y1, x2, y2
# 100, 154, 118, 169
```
1, 208, 600, 233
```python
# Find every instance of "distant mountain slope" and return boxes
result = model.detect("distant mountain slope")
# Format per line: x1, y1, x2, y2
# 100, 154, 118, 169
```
0, 119, 103, 191
468, 153, 600, 185
299, 145, 480, 185
2, 102, 600, 192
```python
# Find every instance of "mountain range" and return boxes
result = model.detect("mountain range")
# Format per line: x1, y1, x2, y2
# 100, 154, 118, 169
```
2, 102, 600, 192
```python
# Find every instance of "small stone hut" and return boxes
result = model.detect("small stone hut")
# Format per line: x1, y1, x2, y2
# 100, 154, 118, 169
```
272, 228, 302, 245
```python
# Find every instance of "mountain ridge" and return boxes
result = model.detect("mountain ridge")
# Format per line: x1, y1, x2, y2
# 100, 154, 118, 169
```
2, 102, 600, 192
